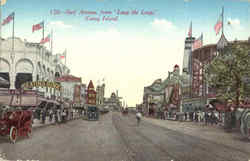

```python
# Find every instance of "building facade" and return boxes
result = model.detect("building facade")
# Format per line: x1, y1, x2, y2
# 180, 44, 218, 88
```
55, 75, 82, 104
143, 65, 182, 115
0, 37, 70, 101
86, 80, 96, 105
181, 34, 250, 112
96, 83, 105, 105
104, 92, 122, 111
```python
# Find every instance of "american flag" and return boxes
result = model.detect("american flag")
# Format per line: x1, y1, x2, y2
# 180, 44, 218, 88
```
32, 21, 44, 33
40, 34, 50, 44
214, 13, 223, 35
192, 34, 203, 50
2, 12, 14, 26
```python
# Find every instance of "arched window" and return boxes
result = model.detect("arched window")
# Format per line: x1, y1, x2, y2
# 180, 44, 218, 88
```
55, 72, 60, 78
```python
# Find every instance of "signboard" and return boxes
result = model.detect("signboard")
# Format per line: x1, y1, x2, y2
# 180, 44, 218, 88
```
21, 81, 61, 91
73, 103, 85, 107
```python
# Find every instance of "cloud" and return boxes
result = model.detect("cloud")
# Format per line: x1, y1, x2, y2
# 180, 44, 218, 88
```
227, 18, 240, 25
150, 19, 177, 33
48, 21, 73, 29
227, 18, 243, 30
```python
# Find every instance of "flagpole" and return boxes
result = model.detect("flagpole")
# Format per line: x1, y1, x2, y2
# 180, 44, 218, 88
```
11, 12, 14, 63
222, 6, 224, 35
10, 12, 15, 89
191, 21, 192, 37
42, 21, 44, 69
50, 29, 53, 54
42, 20, 44, 40
0, 2, 2, 69
65, 49, 66, 65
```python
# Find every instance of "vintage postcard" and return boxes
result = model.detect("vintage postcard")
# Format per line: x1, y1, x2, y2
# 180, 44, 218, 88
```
0, 0, 250, 161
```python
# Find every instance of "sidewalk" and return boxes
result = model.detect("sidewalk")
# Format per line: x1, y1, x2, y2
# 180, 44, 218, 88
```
143, 116, 250, 151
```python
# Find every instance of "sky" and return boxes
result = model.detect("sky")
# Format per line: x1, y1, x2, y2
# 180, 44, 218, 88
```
1, 0, 250, 106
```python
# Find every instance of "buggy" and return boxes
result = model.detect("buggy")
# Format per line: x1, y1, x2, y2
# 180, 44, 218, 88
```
0, 106, 32, 143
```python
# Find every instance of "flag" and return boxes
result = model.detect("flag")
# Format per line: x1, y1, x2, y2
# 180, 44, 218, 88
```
32, 21, 44, 33
40, 34, 50, 44
60, 50, 66, 59
214, 13, 223, 35
2, 12, 14, 26
192, 34, 203, 50
1, 0, 7, 5
188, 21, 192, 37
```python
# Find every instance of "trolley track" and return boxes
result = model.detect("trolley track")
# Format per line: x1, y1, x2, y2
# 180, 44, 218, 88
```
113, 112, 250, 161
113, 113, 178, 161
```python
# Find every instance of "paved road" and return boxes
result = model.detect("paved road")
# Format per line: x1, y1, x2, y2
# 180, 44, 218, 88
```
0, 113, 129, 161
1, 112, 249, 161
113, 112, 250, 161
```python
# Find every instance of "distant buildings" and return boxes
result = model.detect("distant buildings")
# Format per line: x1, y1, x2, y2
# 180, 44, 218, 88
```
86, 80, 97, 105
142, 65, 182, 116
104, 92, 122, 111
55, 75, 82, 107
96, 83, 105, 105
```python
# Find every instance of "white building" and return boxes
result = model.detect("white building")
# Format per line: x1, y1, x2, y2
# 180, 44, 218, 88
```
96, 83, 105, 105
0, 37, 70, 100
55, 75, 82, 103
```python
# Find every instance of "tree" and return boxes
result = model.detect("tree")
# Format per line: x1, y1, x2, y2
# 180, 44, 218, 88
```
205, 41, 250, 108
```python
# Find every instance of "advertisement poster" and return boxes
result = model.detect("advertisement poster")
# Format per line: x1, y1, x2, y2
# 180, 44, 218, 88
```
0, 0, 250, 161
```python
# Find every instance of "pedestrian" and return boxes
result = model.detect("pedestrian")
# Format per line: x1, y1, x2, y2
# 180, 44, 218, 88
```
211, 111, 215, 126
37, 109, 41, 120
49, 109, 53, 122
136, 111, 142, 126
205, 111, 209, 126
62, 109, 66, 123
54, 110, 58, 124
184, 112, 187, 121
71, 109, 74, 120
42, 109, 46, 124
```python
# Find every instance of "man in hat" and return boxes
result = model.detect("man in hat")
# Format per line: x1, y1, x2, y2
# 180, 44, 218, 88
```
225, 99, 235, 131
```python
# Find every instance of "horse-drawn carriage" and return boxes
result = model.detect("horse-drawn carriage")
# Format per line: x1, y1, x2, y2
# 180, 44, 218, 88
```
0, 106, 32, 143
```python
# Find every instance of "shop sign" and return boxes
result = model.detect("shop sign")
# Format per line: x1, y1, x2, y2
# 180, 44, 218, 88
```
21, 81, 61, 91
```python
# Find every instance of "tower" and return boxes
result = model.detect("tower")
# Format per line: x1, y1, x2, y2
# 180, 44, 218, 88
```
182, 36, 195, 76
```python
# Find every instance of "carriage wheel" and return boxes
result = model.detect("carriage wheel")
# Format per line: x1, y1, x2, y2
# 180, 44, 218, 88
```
246, 115, 250, 140
10, 126, 18, 144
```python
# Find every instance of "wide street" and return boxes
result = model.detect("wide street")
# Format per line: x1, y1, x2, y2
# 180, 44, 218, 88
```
0, 112, 250, 161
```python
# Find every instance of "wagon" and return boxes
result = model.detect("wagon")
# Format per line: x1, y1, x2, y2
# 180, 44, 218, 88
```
87, 106, 99, 121
0, 107, 32, 143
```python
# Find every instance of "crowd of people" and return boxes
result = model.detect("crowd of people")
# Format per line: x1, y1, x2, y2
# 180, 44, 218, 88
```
32, 108, 85, 124
153, 104, 225, 126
